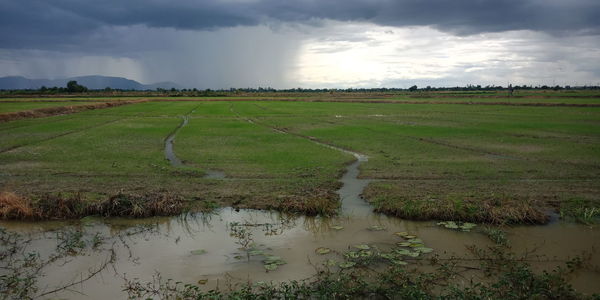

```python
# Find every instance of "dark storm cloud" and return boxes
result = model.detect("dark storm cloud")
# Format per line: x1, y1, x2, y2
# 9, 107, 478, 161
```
1, 0, 599, 50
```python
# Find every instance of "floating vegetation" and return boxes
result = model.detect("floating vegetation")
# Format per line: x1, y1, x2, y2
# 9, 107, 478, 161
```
197, 279, 208, 285
482, 227, 508, 245
190, 249, 207, 255
263, 255, 286, 265
248, 249, 265, 256
437, 221, 477, 232
326, 259, 337, 267
263, 255, 287, 272
338, 261, 356, 269
315, 247, 331, 255
331, 225, 344, 230
414, 247, 433, 254
390, 259, 408, 265
353, 244, 370, 250
345, 249, 373, 259
368, 225, 386, 231
394, 249, 411, 256
397, 242, 411, 247
405, 251, 420, 258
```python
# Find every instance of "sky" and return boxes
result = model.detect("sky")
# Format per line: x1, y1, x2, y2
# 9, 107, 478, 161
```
1, 0, 599, 89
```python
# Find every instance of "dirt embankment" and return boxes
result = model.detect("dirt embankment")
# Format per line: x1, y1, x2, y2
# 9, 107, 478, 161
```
0, 99, 148, 122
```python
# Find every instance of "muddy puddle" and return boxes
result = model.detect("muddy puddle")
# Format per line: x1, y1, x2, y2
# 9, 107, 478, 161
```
2, 138, 600, 298
2, 208, 600, 299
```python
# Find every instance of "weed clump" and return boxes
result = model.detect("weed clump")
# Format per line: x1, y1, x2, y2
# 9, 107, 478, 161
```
273, 188, 340, 216
559, 198, 600, 225
0, 192, 35, 219
366, 193, 549, 224
0, 191, 186, 220
97, 192, 185, 217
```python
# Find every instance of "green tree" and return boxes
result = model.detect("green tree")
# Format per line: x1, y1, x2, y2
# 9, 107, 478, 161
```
66, 81, 87, 93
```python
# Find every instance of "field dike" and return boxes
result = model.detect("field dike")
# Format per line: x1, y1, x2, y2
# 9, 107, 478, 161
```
0, 99, 147, 122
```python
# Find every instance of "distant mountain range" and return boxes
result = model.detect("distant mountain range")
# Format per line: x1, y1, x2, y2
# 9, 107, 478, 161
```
0, 75, 183, 90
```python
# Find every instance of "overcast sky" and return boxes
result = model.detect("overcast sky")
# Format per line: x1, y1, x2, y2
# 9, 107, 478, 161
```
1, 0, 599, 88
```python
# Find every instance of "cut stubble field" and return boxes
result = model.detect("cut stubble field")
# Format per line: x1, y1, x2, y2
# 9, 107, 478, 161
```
0, 98, 599, 223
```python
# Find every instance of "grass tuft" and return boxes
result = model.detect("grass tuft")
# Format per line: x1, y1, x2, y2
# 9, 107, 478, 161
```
0, 191, 35, 219
0, 191, 186, 220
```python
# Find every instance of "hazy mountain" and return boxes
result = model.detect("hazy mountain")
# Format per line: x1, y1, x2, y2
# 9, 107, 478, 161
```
0, 75, 183, 90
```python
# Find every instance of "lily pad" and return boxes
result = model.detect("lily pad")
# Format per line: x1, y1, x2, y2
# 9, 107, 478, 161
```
248, 249, 264, 256
404, 235, 417, 239
331, 225, 344, 230
444, 221, 459, 229
394, 249, 412, 256
406, 251, 420, 258
315, 247, 331, 255
263, 255, 286, 265
345, 251, 360, 259
339, 261, 356, 269
414, 247, 434, 254
407, 238, 422, 243
409, 243, 425, 248
190, 249, 207, 255
390, 259, 408, 265
197, 279, 208, 285
438, 221, 477, 232
397, 242, 412, 247
368, 225, 386, 231
358, 250, 373, 257
394, 231, 409, 237
353, 244, 370, 250
460, 223, 477, 231
462, 222, 476, 227
380, 253, 396, 260
326, 259, 337, 266
264, 263, 278, 271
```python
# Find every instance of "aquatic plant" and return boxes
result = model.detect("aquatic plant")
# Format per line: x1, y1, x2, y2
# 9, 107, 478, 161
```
123, 243, 594, 299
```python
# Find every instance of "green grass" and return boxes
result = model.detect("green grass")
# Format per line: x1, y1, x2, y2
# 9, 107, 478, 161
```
0, 98, 599, 221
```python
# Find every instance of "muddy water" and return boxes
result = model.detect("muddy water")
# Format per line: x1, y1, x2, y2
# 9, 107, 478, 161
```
2, 209, 599, 299
164, 116, 188, 167
2, 143, 600, 298
164, 116, 226, 179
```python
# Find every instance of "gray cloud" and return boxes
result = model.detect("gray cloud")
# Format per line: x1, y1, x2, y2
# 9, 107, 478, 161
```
1, 0, 599, 51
